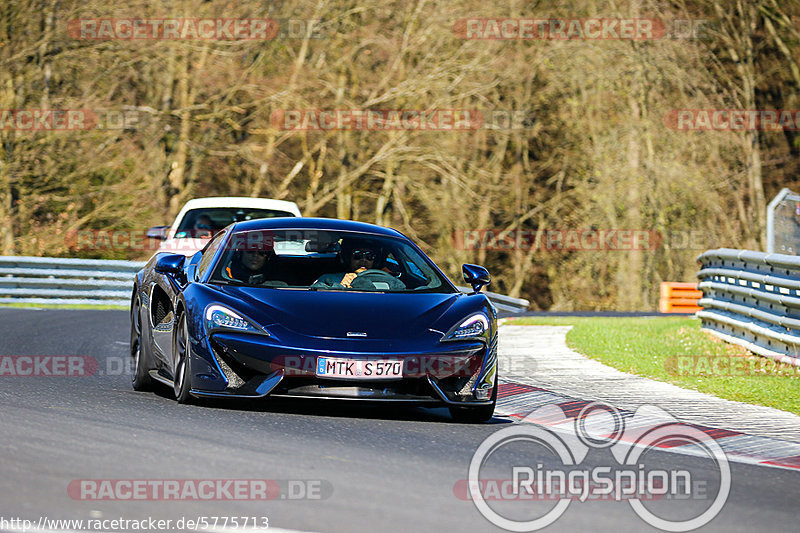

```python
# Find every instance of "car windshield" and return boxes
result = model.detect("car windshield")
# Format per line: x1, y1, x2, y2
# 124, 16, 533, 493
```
175, 208, 295, 239
209, 229, 455, 293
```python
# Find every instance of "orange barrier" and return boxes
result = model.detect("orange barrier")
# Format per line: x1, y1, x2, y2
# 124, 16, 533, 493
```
659, 282, 703, 313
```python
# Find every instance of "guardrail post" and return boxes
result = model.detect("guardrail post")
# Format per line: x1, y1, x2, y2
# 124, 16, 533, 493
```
766, 188, 792, 253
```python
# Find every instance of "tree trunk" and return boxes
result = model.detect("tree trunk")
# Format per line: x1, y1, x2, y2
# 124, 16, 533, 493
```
0, 147, 13, 255
374, 150, 396, 226
167, 45, 209, 217
0, 61, 15, 254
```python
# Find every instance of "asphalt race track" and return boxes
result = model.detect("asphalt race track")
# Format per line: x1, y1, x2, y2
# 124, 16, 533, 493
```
0, 308, 798, 533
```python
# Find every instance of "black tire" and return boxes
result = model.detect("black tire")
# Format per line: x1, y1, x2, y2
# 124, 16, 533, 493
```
173, 312, 193, 404
448, 374, 497, 423
130, 293, 152, 391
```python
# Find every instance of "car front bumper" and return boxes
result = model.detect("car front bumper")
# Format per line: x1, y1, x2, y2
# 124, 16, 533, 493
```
189, 331, 497, 406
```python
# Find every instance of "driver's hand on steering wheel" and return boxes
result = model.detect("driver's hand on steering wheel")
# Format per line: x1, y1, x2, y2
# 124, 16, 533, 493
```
341, 267, 367, 288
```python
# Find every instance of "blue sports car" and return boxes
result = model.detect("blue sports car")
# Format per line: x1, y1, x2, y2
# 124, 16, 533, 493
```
130, 217, 498, 422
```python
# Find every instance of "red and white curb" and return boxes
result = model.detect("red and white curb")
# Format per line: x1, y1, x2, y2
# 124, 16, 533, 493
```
495, 379, 800, 471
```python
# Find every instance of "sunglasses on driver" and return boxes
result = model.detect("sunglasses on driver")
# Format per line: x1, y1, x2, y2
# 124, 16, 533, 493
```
351, 249, 376, 261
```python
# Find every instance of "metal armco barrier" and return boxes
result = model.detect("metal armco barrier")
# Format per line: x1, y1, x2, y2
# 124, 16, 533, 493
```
457, 287, 529, 314
696, 248, 800, 366
0, 256, 529, 312
0, 256, 145, 306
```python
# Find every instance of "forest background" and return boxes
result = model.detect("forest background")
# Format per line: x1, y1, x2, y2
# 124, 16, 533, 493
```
1, 0, 798, 310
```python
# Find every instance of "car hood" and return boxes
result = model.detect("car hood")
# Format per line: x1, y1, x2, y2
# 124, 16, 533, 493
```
217, 286, 465, 340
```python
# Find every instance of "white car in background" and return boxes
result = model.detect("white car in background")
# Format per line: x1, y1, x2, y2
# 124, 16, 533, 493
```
147, 197, 302, 256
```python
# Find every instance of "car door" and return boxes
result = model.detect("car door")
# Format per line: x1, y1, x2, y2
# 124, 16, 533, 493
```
148, 269, 181, 368
147, 243, 213, 372
160, 232, 227, 376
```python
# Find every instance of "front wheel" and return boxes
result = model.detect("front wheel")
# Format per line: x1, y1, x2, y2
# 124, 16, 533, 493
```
130, 294, 152, 391
448, 375, 497, 423
173, 313, 193, 404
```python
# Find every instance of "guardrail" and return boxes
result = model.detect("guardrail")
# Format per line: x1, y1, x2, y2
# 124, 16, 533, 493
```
0, 256, 529, 312
457, 286, 529, 314
0, 256, 144, 306
696, 248, 800, 366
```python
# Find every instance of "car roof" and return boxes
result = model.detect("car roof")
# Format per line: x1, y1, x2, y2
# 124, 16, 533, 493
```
230, 217, 406, 238
179, 197, 301, 214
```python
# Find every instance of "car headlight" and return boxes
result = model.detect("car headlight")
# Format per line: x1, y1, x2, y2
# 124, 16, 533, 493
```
444, 314, 489, 341
205, 305, 268, 335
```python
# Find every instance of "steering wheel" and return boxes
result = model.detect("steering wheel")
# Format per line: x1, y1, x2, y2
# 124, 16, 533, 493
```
350, 269, 401, 289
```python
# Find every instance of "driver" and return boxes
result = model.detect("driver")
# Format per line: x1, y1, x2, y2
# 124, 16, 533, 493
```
192, 214, 216, 238
313, 238, 403, 290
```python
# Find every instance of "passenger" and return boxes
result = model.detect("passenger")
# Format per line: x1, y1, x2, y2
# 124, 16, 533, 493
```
225, 248, 276, 285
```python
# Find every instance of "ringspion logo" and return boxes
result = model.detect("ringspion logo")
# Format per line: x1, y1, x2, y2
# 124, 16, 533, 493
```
464, 403, 730, 531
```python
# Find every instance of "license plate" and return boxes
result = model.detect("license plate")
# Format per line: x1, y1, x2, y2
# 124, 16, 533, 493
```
316, 357, 403, 379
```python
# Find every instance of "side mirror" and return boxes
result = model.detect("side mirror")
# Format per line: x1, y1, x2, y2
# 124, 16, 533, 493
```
155, 254, 186, 276
462, 264, 490, 294
147, 225, 170, 241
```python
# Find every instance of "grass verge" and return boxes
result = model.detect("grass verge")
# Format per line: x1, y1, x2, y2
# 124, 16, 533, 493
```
507, 316, 800, 415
